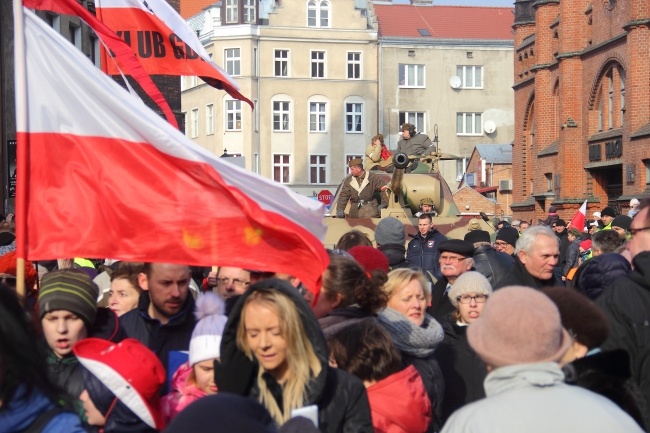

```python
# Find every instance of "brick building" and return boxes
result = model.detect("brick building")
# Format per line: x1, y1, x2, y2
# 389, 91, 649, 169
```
511, 0, 650, 223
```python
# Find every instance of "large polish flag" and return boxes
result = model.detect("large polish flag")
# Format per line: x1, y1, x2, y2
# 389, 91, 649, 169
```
14, 7, 329, 292
94, 0, 253, 108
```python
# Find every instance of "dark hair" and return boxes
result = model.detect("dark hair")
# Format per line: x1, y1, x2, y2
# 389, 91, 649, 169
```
336, 230, 373, 251
371, 134, 385, 146
591, 230, 625, 254
0, 284, 67, 406
322, 255, 387, 313
328, 320, 402, 383
418, 214, 433, 223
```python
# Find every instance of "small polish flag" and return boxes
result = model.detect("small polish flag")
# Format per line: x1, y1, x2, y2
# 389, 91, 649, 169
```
568, 200, 588, 232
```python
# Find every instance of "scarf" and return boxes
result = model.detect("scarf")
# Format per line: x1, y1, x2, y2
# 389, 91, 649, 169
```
377, 307, 444, 358
350, 170, 370, 194
380, 146, 393, 161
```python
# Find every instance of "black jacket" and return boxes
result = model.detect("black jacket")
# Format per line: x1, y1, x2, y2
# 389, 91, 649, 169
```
556, 230, 569, 266
318, 306, 375, 338
563, 238, 581, 276
494, 256, 560, 290
427, 277, 455, 322
573, 253, 631, 300
378, 243, 410, 270
218, 278, 373, 433
596, 251, 650, 411
435, 314, 487, 424
471, 245, 514, 286
119, 292, 196, 375
406, 230, 447, 281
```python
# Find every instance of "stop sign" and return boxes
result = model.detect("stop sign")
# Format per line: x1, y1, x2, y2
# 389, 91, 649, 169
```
317, 189, 332, 205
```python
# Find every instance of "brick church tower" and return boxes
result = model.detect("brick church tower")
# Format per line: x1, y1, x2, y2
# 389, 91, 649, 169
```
510, 0, 650, 223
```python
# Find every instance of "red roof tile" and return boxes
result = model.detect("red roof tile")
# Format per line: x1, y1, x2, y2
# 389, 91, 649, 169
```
373, 4, 514, 40
181, 0, 217, 19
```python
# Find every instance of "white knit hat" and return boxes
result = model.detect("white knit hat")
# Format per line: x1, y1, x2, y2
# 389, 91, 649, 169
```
189, 292, 228, 366
448, 271, 493, 308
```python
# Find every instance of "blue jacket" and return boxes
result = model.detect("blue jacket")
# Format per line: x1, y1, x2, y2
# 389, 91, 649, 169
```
406, 229, 447, 281
0, 386, 85, 433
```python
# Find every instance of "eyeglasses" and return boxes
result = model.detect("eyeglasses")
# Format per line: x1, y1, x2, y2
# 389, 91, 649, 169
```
439, 255, 467, 263
494, 241, 509, 247
217, 278, 250, 288
629, 226, 650, 237
457, 294, 488, 304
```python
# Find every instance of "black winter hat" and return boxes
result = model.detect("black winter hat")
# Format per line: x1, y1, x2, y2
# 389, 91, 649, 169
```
601, 206, 616, 218
464, 230, 490, 244
438, 239, 475, 257
611, 215, 632, 231
495, 226, 519, 248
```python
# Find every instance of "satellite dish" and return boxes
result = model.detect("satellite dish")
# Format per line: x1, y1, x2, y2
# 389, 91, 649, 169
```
484, 120, 496, 134
449, 76, 462, 89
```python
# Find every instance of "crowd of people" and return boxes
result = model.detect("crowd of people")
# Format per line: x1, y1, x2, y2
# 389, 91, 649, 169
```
0, 198, 649, 433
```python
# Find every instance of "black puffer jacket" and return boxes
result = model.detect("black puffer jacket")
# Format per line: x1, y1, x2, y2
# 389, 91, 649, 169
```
378, 244, 410, 270
218, 279, 373, 433
119, 292, 196, 375
573, 253, 631, 300
435, 314, 487, 424
471, 245, 514, 286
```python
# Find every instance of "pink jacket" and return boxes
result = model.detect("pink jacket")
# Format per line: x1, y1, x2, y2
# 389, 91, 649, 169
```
367, 365, 432, 433
161, 362, 207, 422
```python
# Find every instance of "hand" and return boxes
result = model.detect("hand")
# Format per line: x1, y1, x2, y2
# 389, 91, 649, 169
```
336, 210, 345, 218
207, 271, 218, 287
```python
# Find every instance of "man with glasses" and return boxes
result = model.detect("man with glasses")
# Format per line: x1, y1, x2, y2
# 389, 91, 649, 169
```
426, 239, 474, 321
494, 226, 561, 289
207, 267, 251, 301
597, 198, 650, 407
494, 226, 518, 257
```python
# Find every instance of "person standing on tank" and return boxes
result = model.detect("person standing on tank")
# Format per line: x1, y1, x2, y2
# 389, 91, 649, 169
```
336, 158, 387, 218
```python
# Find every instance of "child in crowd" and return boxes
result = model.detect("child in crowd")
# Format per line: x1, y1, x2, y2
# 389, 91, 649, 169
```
74, 338, 166, 433
161, 292, 227, 422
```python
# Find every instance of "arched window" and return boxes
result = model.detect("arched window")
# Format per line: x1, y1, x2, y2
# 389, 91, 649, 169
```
307, 0, 317, 27
595, 64, 625, 132
307, 0, 330, 28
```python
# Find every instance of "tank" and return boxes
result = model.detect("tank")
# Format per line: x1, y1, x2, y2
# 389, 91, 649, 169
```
323, 151, 495, 248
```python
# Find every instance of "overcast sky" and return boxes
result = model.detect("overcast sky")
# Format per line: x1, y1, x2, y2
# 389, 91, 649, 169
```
435, 0, 515, 6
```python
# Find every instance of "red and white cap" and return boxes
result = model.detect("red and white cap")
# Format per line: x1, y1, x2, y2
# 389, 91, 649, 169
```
73, 338, 166, 430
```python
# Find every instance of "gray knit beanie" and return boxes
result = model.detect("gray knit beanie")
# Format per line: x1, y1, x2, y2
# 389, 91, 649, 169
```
448, 271, 493, 307
39, 268, 99, 326
375, 217, 406, 246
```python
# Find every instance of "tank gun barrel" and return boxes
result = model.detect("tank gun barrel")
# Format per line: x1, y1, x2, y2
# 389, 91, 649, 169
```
389, 152, 410, 202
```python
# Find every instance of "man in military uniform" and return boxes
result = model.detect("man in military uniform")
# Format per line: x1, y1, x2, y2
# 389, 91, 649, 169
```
397, 123, 434, 156
415, 197, 438, 217
336, 158, 387, 218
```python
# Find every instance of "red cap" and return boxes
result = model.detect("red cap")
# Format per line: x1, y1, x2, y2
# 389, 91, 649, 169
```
73, 338, 166, 430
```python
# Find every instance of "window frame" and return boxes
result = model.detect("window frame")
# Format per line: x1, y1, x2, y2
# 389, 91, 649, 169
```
456, 112, 483, 136
226, 0, 238, 23
273, 101, 291, 132
225, 100, 242, 131
274, 49, 289, 77
399, 64, 425, 88
273, 154, 291, 184
311, 50, 326, 79
243, 0, 256, 23
307, 0, 330, 28
190, 108, 199, 138
456, 65, 484, 89
309, 155, 328, 184
206, 104, 214, 135
347, 51, 362, 80
225, 48, 241, 77
345, 102, 363, 133
309, 102, 327, 133
398, 112, 425, 134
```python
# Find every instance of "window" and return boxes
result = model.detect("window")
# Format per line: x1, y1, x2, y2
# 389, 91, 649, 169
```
545, 173, 553, 192
310, 155, 328, 184
347, 52, 361, 79
311, 51, 325, 79
90, 35, 100, 68
309, 102, 327, 132
244, 0, 256, 23
225, 48, 241, 76
273, 101, 291, 131
307, 0, 330, 28
399, 112, 425, 133
273, 154, 291, 183
456, 112, 482, 135
226, 100, 242, 131
607, 71, 614, 129
456, 158, 467, 180
620, 70, 626, 125
645, 160, 650, 185
345, 155, 363, 174
274, 50, 289, 77
182, 112, 187, 136
399, 64, 424, 87
206, 104, 214, 135
69, 23, 81, 49
346, 103, 363, 133
190, 108, 199, 138
226, 0, 238, 23
189, 76, 198, 88
456, 65, 483, 88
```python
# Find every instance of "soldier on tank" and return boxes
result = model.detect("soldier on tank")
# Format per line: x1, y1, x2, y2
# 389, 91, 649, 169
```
397, 123, 434, 156
415, 197, 439, 218
336, 158, 387, 218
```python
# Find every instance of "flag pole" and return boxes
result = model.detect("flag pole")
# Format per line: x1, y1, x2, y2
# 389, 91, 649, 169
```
13, 0, 28, 299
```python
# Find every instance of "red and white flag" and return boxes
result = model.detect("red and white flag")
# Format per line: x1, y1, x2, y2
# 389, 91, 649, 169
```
568, 200, 588, 232
14, 7, 328, 292
94, 0, 253, 108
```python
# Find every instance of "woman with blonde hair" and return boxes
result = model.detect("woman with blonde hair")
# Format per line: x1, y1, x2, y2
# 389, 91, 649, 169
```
364, 134, 393, 171
217, 278, 373, 432
377, 268, 444, 432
